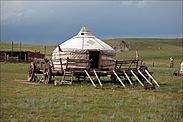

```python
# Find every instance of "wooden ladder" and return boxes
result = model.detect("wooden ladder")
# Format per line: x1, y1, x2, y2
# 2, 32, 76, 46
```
61, 70, 73, 85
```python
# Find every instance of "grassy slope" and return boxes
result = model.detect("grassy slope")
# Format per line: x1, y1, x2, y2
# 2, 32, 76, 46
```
0, 39, 183, 121
1, 39, 182, 65
106, 39, 182, 67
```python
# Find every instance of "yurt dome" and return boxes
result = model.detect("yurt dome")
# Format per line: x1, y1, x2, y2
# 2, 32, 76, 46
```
52, 26, 115, 70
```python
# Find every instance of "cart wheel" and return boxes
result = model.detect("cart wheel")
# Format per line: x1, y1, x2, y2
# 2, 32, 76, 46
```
43, 65, 52, 84
28, 62, 36, 81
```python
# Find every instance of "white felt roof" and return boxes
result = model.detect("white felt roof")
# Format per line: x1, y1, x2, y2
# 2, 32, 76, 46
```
53, 27, 115, 53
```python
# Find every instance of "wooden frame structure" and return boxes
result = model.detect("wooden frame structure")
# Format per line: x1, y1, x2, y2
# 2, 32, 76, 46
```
28, 58, 159, 88
0, 50, 45, 63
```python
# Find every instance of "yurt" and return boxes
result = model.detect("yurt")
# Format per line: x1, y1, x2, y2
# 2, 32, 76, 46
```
52, 26, 115, 71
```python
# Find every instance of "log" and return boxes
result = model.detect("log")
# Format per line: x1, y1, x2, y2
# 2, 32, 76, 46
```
131, 70, 144, 87
145, 70, 160, 87
138, 70, 152, 85
123, 70, 133, 86
84, 70, 96, 87
94, 70, 102, 87
113, 70, 125, 87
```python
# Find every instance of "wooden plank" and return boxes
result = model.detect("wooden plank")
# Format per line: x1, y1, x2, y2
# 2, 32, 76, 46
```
93, 70, 102, 87
116, 60, 139, 64
115, 60, 141, 71
101, 63, 116, 67
114, 60, 117, 71
67, 58, 90, 63
66, 57, 69, 71
117, 68, 137, 71
59, 58, 63, 71
145, 70, 160, 87
138, 70, 152, 85
53, 63, 66, 65
66, 68, 88, 71
65, 58, 91, 71
66, 63, 88, 66
123, 70, 133, 86
84, 70, 96, 87
50, 59, 55, 71
113, 70, 126, 87
130, 70, 144, 87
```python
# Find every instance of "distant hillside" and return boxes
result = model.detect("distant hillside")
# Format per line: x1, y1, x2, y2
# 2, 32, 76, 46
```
105, 38, 182, 51
105, 38, 182, 61
1, 39, 182, 66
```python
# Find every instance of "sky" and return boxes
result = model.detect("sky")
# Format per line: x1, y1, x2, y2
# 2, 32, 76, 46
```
1, 0, 183, 44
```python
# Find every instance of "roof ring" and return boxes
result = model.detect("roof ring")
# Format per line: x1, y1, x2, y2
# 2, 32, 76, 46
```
81, 33, 84, 35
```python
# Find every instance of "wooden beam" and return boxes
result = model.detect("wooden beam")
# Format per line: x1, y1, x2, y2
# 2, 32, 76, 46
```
116, 60, 139, 64
67, 58, 90, 63
50, 59, 55, 71
112, 70, 125, 87
59, 58, 63, 71
66, 57, 69, 71
114, 60, 117, 71
123, 70, 133, 86
145, 70, 160, 87
130, 70, 144, 87
11, 41, 13, 51
84, 70, 96, 87
93, 70, 102, 87
138, 70, 152, 85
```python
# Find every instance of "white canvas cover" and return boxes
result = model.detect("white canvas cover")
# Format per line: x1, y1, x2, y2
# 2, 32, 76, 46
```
53, 26, 115, 54
52, 27, 115, 70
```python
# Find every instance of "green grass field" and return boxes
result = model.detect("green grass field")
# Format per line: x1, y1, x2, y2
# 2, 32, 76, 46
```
0, 39, 183, 121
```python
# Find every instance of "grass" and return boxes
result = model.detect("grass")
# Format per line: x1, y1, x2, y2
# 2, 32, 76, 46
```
106, 38, 183, 68
0, 39, 183, 121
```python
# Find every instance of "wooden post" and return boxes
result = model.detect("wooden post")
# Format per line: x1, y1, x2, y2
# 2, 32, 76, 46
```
84, 70, 96, 87
138, 70, 152, 85
50, 59, 55, 71
123, 70, 133, 86
113, 70, 125, 87
60, 58, 63, 71
66, 57, 69, 71
7, 54, 9, 62
145, 70, 160, 87
11, 41, 13, 51
19, 41, 22, 62
24, 53, 26, 62
131, 70, 144, 87
4, 53, 7, 63
27, 53, 29, 62
57, 45, 62, 71
19, 53, 21, 62
114, 60, 117, 71
93, 69, 102, 87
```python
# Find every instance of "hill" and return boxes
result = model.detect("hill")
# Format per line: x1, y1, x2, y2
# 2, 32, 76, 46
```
1, 38, 182, 67
106, 38, 182, 68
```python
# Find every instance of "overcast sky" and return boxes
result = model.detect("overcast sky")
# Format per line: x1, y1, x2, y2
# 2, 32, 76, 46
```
1, 0, 182, 44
